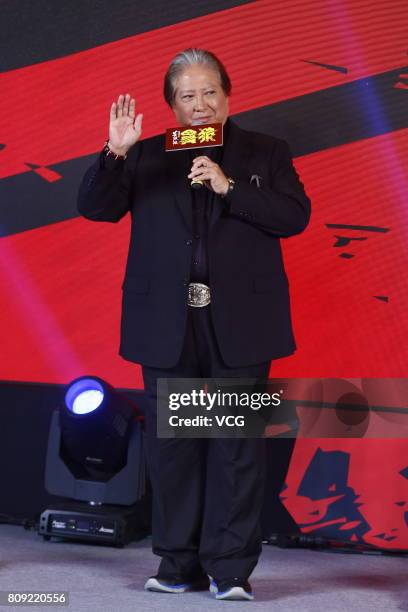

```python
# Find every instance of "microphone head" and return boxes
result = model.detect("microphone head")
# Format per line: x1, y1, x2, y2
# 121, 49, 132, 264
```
190, 178, 204, 189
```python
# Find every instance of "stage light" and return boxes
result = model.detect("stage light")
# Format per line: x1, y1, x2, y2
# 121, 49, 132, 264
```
65, 378, 104, 415
39, 376, 151, 545
41, 376, 150, 546
59, 376, 136, 475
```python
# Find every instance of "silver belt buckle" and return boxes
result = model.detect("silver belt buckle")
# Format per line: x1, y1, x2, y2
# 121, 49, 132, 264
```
188, 282, 211, 307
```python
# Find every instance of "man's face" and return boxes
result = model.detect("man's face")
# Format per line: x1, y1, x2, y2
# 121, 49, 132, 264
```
171, 64, 229, 127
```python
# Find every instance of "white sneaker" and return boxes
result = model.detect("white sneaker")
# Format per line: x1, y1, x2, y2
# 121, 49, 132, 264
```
144, 577, 190, 593
211, 578, 254, 601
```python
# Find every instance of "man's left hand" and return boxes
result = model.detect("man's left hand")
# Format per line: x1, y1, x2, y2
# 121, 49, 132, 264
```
188, 156, 229, 195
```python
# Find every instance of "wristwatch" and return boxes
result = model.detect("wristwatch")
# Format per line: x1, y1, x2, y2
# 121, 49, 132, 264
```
103, 140, 128, 160
221, 177, 235, 198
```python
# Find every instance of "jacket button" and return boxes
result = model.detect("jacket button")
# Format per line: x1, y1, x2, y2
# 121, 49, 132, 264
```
186, 239, 192, 245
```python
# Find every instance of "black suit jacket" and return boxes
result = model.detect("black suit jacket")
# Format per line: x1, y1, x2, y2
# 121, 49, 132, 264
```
77, 119, 311, 367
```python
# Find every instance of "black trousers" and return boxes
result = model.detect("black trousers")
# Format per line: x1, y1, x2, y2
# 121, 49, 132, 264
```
142, 304, 271, 581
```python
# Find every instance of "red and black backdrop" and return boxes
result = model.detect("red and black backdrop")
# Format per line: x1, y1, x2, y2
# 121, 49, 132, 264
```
0, 1, 407, 548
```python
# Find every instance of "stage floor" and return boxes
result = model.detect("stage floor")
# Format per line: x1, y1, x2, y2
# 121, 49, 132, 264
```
0, 524, 406, 611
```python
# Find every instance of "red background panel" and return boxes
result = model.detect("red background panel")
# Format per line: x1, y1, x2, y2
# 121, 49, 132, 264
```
283, 438, 408, 549
1, 130, 407, 386
0, 0, 407, 549
0, 0, 407, 178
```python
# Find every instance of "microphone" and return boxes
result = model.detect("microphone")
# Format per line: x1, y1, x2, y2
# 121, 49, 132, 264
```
190, 176, 204, 189
164, 121, 223, 190
190, 119, 210, 190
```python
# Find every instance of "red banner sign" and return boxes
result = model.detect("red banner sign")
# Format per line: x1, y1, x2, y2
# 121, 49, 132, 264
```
165, 122, 223, 151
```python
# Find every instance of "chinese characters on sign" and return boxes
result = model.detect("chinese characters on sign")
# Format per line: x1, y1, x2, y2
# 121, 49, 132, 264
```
166, 122, 223, 151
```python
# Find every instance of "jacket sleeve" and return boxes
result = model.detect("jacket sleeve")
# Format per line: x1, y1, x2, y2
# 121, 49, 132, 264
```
77, 141, 142, 223
224, 139, 311, 237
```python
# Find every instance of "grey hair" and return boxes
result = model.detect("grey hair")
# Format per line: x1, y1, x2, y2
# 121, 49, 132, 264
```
163, 48, 231, 107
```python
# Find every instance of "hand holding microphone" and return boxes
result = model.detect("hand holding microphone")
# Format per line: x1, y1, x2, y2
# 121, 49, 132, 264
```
165, 120, 232, 196
188, 155, 230, 196
185, 119, 227, 193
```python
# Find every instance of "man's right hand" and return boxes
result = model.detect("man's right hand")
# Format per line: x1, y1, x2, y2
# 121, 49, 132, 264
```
108, 93, 143, 156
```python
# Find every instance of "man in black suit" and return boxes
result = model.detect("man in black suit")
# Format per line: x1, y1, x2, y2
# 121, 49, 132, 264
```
78, 48, 311, 601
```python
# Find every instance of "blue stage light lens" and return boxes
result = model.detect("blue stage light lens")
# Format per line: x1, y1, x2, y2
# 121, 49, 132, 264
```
65, 378, 105, 415
72, 389, 104, 414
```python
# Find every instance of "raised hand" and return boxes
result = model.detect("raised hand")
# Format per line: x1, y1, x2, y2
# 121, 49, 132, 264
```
108, 93, 143, 156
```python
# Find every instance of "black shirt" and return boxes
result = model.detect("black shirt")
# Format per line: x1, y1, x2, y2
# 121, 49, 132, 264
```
188, 118, 230, 284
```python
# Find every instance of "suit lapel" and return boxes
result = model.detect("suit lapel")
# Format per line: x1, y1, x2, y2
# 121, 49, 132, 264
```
164, 146, 193, 232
